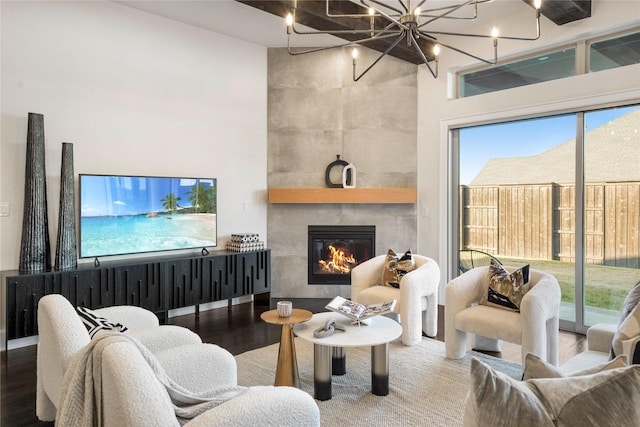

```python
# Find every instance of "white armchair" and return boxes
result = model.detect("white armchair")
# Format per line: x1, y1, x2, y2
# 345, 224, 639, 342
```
445, 266, 561, 366
97, 339, 320, 427
351, 254, 440, 346
36, 294, 231, 421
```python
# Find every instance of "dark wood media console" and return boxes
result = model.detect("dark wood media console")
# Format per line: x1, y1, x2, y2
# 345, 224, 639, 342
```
1, 249, 270, 349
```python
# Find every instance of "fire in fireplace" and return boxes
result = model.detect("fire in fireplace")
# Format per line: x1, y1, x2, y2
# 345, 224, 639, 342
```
308, 225, 375, 284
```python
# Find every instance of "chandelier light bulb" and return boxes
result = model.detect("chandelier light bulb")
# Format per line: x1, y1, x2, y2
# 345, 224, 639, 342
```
352, 48, 359, 59
368, 7, 375, 16
433, 44, 441, 57
414, 7, 421, 17
534, 0, 542, 9
491, 27, 499, 38
285, 13, 293, 26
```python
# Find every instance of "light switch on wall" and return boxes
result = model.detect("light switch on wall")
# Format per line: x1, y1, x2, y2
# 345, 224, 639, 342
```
0, 202, 10, 217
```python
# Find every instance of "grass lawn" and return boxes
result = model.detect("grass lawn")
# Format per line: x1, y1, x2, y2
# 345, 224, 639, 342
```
501, 257, 640, 311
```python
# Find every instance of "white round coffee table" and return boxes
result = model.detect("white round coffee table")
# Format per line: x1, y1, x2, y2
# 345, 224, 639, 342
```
293, 311, 402, 400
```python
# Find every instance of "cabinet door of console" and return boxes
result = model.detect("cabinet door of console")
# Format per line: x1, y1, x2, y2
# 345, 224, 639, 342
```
166, 258, 202, 309
232, 250, 271, 298
201, 255, 227, 303
253, 249, 271, 295
65, 269, 115, 308
113, 262, 164, 315
6, 274, 52, 340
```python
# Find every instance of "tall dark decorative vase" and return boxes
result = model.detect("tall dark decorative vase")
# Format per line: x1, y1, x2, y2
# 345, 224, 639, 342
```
19, 112, 51, 273
55, 142, 77, 270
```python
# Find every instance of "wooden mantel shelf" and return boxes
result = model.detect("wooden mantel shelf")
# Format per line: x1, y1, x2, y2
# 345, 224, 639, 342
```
268, 188, 416, 204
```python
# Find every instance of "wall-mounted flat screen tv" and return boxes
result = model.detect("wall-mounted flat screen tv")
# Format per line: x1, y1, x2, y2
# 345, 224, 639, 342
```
79, 174, 217, 259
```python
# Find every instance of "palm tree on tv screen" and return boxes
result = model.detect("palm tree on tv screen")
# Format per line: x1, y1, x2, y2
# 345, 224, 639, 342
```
187, 182, 216, 213
161, 193, 181, 214
186, 183, 206, 213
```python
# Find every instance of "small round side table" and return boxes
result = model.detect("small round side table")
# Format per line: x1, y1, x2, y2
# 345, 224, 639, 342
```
260, 308, 312, 387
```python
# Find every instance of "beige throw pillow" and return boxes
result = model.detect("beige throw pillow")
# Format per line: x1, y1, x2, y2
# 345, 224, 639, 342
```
468, 357, 640, 427
480, 258, 531, 312
381, 248, 415, 288
522, 352, 628, 380
612, 302, 640, 360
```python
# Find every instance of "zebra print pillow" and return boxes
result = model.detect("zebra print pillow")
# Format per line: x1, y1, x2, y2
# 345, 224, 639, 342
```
76, 306, 129, 338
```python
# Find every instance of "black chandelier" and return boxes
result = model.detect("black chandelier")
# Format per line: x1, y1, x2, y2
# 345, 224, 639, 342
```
285, 0, 542, 81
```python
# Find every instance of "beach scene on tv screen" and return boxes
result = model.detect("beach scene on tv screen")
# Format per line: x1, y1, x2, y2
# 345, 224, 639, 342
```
80, 175, 217, 258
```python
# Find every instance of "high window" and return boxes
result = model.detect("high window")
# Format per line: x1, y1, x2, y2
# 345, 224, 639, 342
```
459, 29, 640, 98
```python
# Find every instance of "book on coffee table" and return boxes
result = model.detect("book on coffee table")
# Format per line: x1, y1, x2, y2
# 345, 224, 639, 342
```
325, 296, 396, 325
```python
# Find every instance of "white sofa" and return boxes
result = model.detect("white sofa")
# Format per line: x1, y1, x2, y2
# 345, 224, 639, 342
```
37, 294, 319, 426
351, 254, 440, 346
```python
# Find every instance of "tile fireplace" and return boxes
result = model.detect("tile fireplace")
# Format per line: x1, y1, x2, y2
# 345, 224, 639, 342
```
308, 225, 375, 285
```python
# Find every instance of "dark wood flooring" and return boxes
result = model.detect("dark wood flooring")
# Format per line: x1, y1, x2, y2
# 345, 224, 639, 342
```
0, 298, 585, 426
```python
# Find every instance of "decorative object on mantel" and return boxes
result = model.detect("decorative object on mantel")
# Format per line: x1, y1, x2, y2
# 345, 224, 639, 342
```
324, 155, 353, 188
342, 163, 356, 189
284, 0, 542, 81
19, 112, 51, 273
226, 233, 265, 252
55, 142, 77, 271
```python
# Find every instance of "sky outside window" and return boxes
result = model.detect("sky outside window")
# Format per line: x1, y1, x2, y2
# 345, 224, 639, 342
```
459, 106, 637, 185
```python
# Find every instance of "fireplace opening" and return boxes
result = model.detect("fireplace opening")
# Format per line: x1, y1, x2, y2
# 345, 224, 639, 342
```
308, 225, 375, 285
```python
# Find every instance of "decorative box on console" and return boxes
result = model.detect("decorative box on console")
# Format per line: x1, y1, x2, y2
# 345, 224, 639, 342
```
226, 233, 265, 252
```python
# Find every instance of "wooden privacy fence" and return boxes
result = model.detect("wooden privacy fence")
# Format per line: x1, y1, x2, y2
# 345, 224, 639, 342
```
460, 181, 640, 268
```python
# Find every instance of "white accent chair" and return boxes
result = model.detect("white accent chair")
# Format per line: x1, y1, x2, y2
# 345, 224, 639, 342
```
98, 339, 320, 427
351, 254, 440, 346
445, 266, 561, 366
36, 294, 232, 422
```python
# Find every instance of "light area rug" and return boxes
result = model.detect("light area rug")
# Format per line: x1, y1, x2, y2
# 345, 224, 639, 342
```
235, 337, 522, 426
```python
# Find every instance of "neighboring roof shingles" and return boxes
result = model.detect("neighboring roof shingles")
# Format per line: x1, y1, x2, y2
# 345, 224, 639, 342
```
471, 109, 640, 185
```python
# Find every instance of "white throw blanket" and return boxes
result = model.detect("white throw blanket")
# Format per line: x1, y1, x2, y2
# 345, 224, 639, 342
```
56, 332, 247, 426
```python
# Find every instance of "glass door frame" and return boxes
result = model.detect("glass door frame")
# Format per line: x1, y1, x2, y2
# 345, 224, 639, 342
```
446, 100, 638, 335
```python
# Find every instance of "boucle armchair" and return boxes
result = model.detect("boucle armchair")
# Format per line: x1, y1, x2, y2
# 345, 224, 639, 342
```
351, 254, 440, 346
36, 294, 233, 421
445, 266, 560, 366
96, 338, 320, 426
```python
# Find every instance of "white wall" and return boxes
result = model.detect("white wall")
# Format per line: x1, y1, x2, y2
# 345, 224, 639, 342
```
0, 1, 268, 271
416, 2, 640, 302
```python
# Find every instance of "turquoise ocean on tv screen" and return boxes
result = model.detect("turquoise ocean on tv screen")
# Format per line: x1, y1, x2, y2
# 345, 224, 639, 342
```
80, 213, 217, 258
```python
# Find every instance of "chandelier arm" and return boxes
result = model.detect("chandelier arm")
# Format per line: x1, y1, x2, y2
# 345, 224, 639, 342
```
353, 32, 406, 81
421, 15, 540, 42
289, 2, 398, 35
288, 31, 402, 56
325, 0, 370, 18
417, 0, 481, 28
291, 19, 398, 36
361, 0, 405, 15
360, 0, 408, 29
414, 0, 428, 11
430, 38, 494, 65
407, 32, 437, 78
417, 0, 491, 15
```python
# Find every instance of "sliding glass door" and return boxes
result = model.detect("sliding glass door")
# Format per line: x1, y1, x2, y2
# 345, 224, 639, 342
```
455, 103, 640, 331
582, 105, 640, 326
